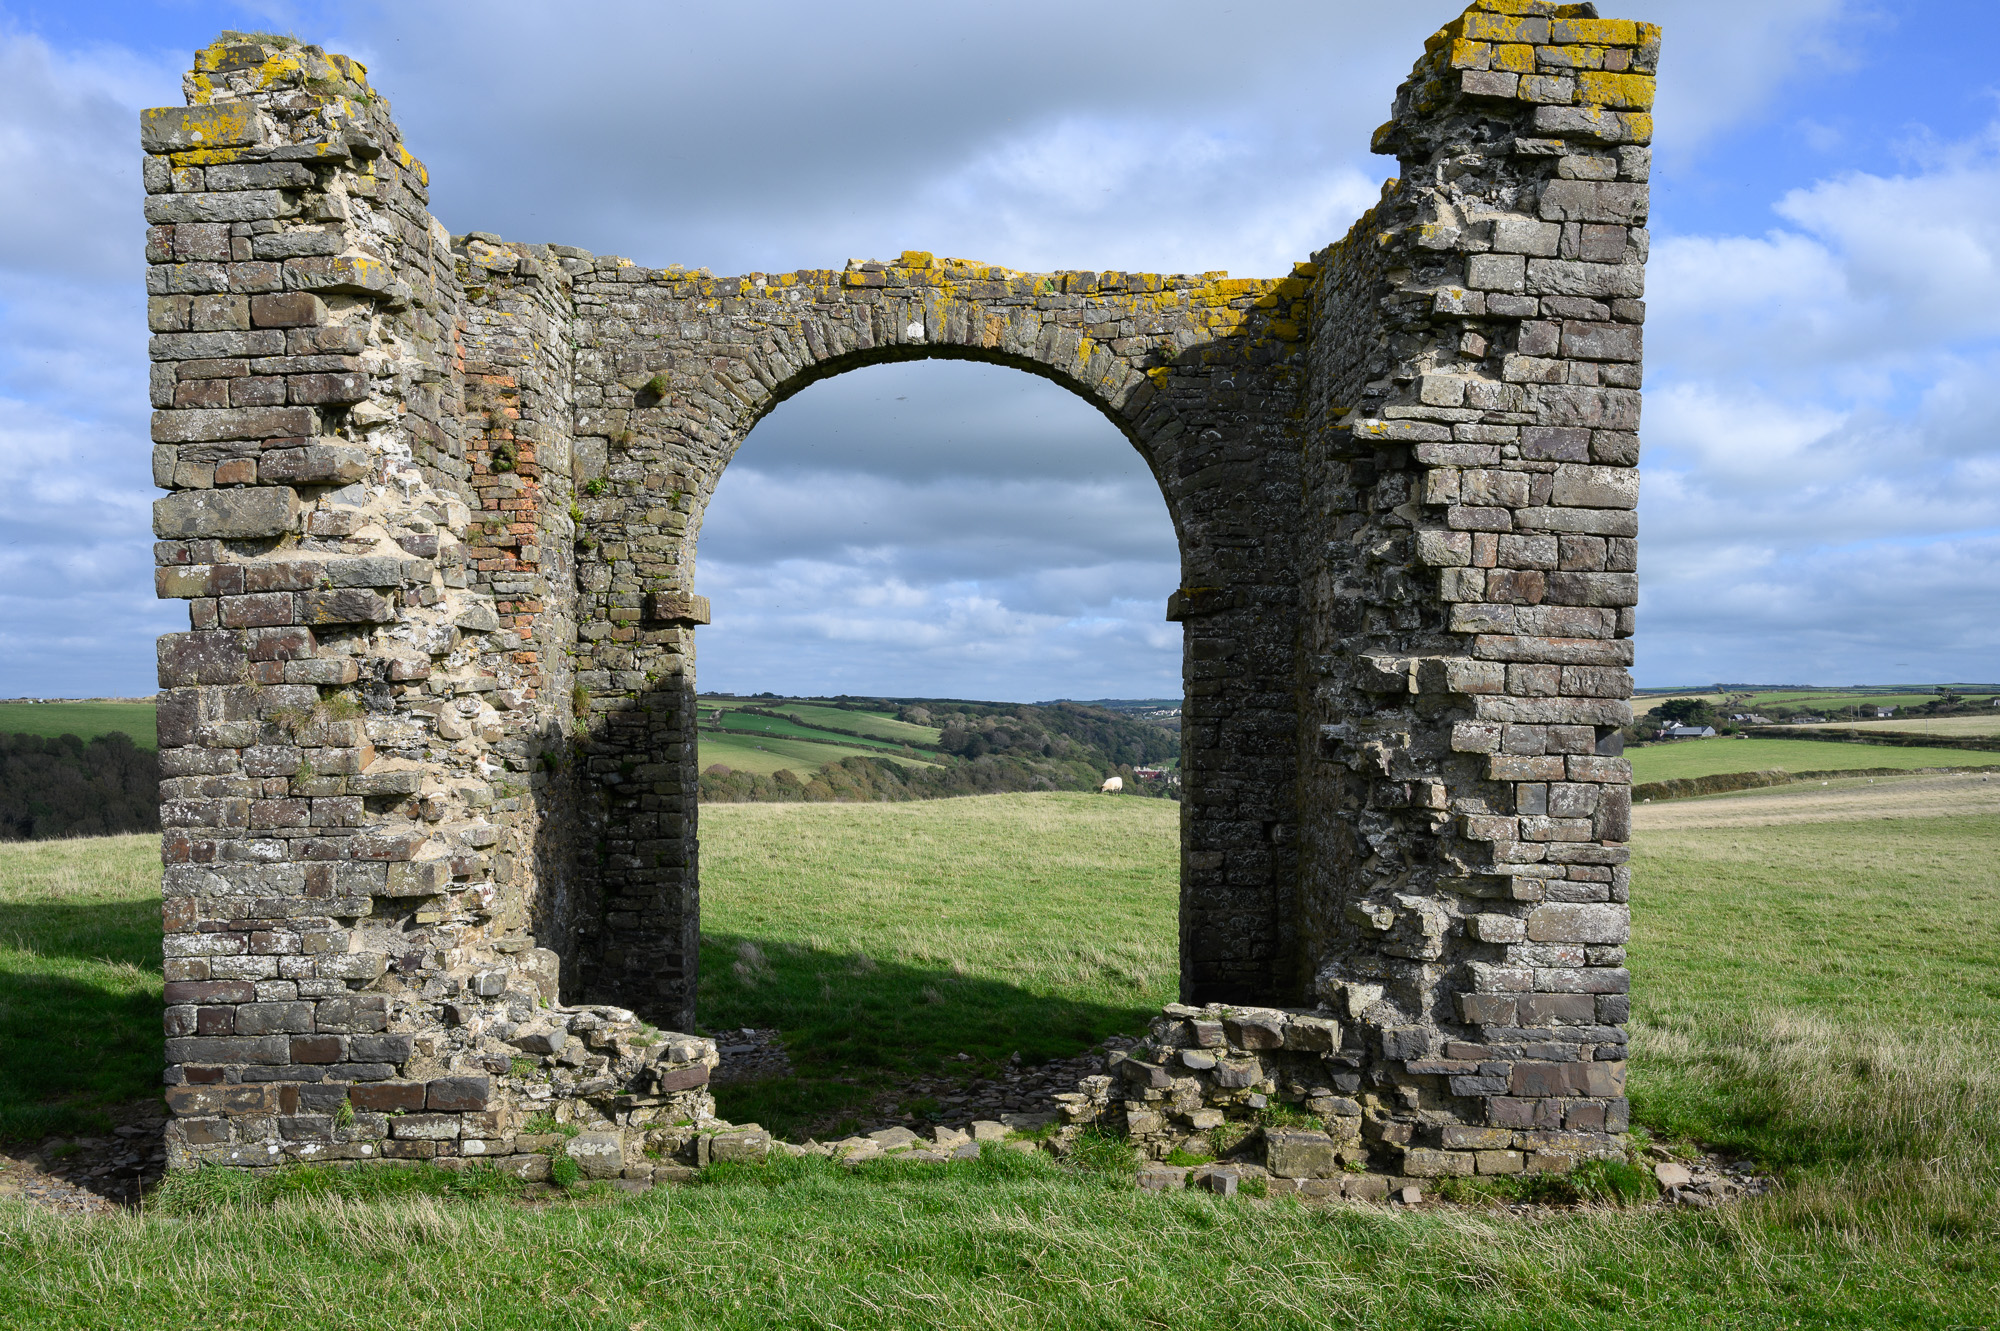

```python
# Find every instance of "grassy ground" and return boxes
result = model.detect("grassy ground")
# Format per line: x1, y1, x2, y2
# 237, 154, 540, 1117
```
0, 835, 162, 1141
1634, 689, 2000, 718
0, 702, 157, 749
1627, 736, 2000, 783
715, 711, 907, 750
1, 795, 1997, 1326
767, 702, 941, 746
1797, 714, 2000, 737
698, 793, 1176, 1134
697, 730, 931, 776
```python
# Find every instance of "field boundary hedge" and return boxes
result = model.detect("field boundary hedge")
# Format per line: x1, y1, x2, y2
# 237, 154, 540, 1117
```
1634, 766, 1992, 803
1757, 726, 2000, 752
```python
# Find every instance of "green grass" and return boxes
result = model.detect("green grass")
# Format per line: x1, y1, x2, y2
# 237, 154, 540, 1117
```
1628, 813, 2000, 1257
1801, 714, 2000, 737
1627, 736, 2000, 783
697, 794, 1176, 1134
0, 835, 163, 1141
715, 710, 910, 752
0, 702, 157, 749
765, 702, 942, 747
1, 799, 1998, 1325
697, 730, 931, 777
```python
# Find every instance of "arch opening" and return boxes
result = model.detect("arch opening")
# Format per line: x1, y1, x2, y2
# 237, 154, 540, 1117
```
685, 359, 1185, 1133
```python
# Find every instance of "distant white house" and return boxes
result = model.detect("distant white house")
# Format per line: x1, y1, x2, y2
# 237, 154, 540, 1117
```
1659, 725, 1716, 739
1872, 707, 1895, 718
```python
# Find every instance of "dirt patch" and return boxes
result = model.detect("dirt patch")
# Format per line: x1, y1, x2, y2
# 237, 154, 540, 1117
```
1632, 772, 2000, 831
0, 1102, 166, 1212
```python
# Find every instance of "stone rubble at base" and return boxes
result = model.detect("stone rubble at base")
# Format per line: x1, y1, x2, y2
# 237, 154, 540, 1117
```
141, 0, 1652, 1178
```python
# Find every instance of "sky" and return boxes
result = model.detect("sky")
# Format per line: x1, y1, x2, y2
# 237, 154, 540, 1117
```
1, 1, 1996, 700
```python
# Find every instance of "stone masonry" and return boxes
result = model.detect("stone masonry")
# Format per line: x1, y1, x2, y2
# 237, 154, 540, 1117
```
143, 0, 1652, 1178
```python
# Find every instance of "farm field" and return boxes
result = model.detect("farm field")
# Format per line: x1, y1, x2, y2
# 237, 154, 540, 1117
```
699, 698, 940, 743
1, 790, 1996, 1326
714, 710, 910, 752
0, 702, 157, 749
1626, 735, 2000, 783
760, 702, 941, 747
1634, 688, 1998, 717
1795, 713, 2000, 737
1634, 771, 2000, 830
697, 730, 930, 777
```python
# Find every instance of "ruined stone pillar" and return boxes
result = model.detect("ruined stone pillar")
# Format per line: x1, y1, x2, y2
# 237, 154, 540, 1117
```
1295, 2, 1652, 1174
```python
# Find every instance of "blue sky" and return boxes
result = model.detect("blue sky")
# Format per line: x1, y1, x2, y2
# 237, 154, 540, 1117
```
1, 1, 1995, 699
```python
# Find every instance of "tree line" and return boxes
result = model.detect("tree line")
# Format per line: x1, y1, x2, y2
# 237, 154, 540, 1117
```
0, 732, 159, 840
700, 699, 1180, 804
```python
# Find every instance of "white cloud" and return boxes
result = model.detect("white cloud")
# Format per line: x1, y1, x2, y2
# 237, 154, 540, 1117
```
1639, 121, 2000, 684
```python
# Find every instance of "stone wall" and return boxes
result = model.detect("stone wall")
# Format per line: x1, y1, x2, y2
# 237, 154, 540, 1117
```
143, 0, 1652, 1177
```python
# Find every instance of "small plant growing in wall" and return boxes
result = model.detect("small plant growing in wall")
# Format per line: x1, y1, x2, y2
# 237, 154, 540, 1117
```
640, 373, 670, 402
583, 478, 606, 497
491, 439, 518, 473
611, 428, 634, 452
333, 1100, 355, 1129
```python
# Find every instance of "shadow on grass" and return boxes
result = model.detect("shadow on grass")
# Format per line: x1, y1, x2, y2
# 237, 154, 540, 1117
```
0, 897, 164, 1142
0, 895, 161, 969
697, 932, 1153, 1139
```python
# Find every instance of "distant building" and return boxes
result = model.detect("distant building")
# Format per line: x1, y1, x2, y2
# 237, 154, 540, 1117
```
1872, 707, 1895, 718
1658, 725, 1716, 739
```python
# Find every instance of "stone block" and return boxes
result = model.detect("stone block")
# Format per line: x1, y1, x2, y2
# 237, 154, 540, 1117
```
154, 487, 299, 539
250, 293, 327, 328
300, 589, 396, 624
1526, 903, 1628, 944
289, 372, 369, 405
567, 1132, 625, 1179
231, 1001, 314, 1035
1401, 1148, 1473, 1178
1263, 1129, 1340, 1179
350, 1082, 427, 1113
426, 1077, 491, 1112
259, 444, 370, 484
151, 407, 316, 445
313, 995, 388, 1033
140, 103, 267, 153
1222, 1011, 1285, 1049
391, 1114, 462, 1141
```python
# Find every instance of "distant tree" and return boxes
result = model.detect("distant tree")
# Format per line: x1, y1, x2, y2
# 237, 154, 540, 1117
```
1655, 699, 1719, 727
0, 731, 159, 839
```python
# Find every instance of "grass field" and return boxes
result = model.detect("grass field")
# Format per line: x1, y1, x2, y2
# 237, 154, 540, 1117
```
1627, 735, 2000, 783
697, 731, 933, 777
715, 710, 910, 752
0, 702, 157, 749
0, 836, 162, 1141
1796, 714, 2000, 738
2, 793, 1998, 1326
698, 794, 1177, 1133
1635, 689, 2000, 718
764, 702, 941, 747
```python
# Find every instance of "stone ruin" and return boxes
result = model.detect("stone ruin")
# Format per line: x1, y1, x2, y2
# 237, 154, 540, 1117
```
142, 0, 1653, 1185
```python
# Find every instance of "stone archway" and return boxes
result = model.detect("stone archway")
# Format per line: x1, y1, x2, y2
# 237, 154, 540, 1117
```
145, 4, 1652, 1177
560, 260, 1310, 1027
